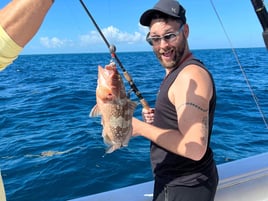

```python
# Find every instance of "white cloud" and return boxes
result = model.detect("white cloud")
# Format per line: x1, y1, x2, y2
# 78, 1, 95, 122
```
39, 37, 71, 48
79, 25, 146, 46
138, 23, 150, 34
79, 30, 102, 45
37, 25, 149, 52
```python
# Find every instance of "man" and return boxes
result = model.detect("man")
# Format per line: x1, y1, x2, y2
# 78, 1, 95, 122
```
0, 0, 54, 199
132, 0, 218, 200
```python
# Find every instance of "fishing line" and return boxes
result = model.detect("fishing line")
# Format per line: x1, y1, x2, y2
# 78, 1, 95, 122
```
210, 0, 268, 129
79, 0, 150, 110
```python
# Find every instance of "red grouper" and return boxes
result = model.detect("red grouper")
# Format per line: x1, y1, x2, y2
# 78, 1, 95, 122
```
90, 62, 137, 153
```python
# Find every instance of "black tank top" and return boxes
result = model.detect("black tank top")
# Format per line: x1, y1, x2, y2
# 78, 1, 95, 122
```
151, 57, 217, 186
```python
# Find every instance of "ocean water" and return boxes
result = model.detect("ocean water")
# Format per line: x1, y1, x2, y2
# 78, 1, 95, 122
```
0, 48, 268, 201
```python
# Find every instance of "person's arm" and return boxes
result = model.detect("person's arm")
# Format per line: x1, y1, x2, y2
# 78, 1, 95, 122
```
0, 0, 54, 47
0, 0, 54, 70
132, 65, 213, 161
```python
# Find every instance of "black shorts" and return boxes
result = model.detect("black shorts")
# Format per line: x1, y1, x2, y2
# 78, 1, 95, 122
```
153, 176, 218, 201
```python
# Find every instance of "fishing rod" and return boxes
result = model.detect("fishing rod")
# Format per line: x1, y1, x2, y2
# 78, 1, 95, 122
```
251, 0, 268, 49
79, 0, 150, 110
210, 0, 268, 128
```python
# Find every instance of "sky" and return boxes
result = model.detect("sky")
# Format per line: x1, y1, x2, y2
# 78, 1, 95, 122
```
0, 0, 266, 54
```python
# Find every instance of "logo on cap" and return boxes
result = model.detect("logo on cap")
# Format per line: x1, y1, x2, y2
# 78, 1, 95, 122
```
171, 8, 177, 14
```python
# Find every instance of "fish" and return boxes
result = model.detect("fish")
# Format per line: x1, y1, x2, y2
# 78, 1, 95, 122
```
89, 62, 137, 153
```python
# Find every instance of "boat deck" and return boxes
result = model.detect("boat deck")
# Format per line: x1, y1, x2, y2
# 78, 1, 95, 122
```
70, 153, 268, 201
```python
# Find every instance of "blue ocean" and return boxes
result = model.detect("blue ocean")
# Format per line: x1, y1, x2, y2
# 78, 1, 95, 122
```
0, 48, 268, 201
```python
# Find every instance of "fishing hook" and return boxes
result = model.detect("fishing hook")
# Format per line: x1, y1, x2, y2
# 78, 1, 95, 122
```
79, 0, 150, 110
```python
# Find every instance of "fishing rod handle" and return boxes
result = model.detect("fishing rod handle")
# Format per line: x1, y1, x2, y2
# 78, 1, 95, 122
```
123, 71, 133, 82
122, 71, 150, 109
140, 99, 150, 110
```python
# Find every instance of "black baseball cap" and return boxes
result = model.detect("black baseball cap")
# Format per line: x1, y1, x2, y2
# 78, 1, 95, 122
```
140, 0, 186, 26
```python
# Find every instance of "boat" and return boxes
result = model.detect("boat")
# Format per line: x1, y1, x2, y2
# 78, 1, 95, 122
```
69, 152, 268, 201
69, 1, 268, 200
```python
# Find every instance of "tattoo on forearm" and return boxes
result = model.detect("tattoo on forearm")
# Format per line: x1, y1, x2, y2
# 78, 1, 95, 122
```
201, 116, 208, 145
177, 102, 208, 112
202, 116, 208, 130
177, 102, 209, 145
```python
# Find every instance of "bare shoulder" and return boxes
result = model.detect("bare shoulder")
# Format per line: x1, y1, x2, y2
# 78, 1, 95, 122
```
179, 64, 212, 82
169, 64, 213, 104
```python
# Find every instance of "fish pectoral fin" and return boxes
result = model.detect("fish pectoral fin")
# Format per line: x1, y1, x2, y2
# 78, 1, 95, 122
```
89, 104, 101, 117
128, 100, 138, 111
105, 144, 122, 154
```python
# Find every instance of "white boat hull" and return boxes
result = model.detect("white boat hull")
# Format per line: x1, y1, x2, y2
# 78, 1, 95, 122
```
70, 152, 268, 201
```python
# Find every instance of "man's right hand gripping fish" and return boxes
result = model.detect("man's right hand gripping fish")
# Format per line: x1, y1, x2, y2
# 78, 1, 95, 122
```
90, 63, 137, 153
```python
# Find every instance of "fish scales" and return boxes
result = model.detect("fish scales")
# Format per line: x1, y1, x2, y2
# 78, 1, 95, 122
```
90, 63, 137, 153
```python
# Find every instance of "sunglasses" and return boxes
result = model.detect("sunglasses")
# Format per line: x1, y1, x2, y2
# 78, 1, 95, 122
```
146, 25, 184, 46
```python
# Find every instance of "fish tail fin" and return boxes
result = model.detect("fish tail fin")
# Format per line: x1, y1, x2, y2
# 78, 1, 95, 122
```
105, 144, 122, 154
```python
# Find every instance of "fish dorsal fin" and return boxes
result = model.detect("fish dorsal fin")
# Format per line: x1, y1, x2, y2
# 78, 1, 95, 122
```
89, 104, 102, 117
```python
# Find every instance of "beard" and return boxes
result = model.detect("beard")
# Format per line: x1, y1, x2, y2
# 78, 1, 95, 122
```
154, 35, 187, 70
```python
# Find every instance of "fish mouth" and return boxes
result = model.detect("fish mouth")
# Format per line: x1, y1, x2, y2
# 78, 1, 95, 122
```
105, 64, 116, 71
98, 65, 116, 79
